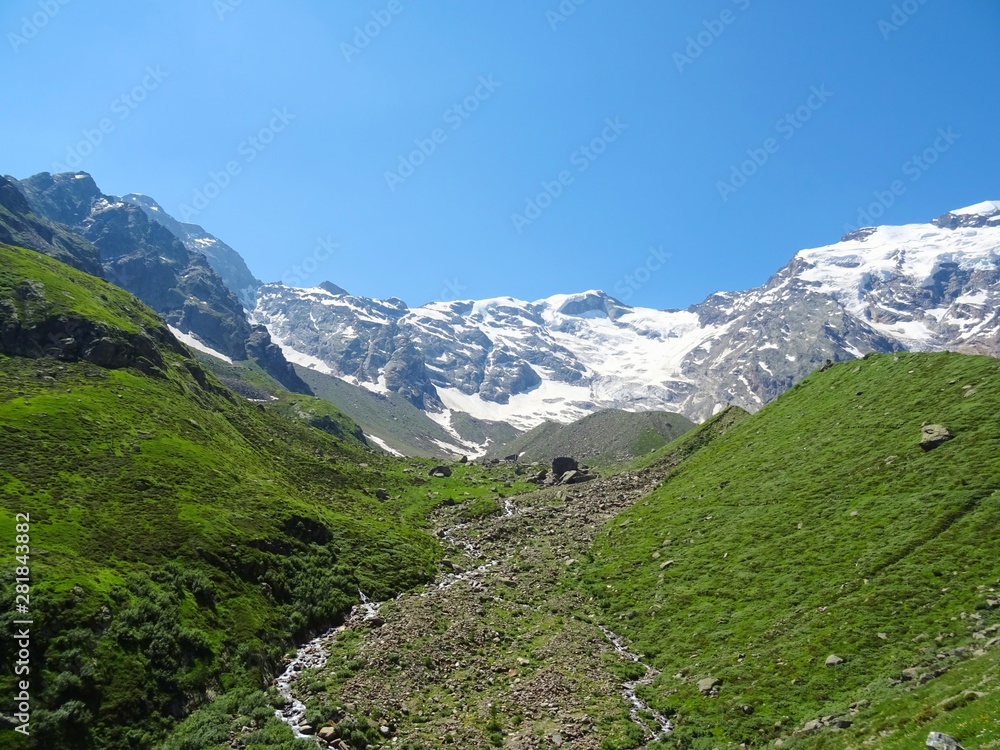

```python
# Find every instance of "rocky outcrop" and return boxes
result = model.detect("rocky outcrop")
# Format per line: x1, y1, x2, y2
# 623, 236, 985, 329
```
121, 193, 262, 308
17, 172, 252, 362
246, 325, 313, 394
552, 457, 578, 478
0, 301, 184, 378
0, 175, 103, 276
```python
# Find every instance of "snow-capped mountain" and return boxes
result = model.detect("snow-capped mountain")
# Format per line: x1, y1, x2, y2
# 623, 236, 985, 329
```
255, 201, 1000, 429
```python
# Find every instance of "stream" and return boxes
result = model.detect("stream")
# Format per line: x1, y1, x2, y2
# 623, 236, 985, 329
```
599, 626, 673, 743
273, 493, 671, 744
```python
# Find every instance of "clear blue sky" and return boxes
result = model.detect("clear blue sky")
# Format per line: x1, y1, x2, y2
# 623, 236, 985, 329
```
3, 0, 998, 309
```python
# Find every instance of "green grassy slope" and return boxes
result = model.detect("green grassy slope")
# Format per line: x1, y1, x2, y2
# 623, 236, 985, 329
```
0, 244, 449, 749
488, 408, 695, 466
580, 352, 1000, 748
295, 365, 492, 458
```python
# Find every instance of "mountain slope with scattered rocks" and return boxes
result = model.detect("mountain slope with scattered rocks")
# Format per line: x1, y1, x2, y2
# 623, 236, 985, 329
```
485, 408, 695, 466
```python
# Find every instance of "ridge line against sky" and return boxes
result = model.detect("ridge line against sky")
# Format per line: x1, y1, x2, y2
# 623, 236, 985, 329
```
3, 0, 998, 309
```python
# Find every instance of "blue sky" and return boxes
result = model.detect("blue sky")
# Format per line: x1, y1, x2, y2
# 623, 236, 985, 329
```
3, 0, 998, 309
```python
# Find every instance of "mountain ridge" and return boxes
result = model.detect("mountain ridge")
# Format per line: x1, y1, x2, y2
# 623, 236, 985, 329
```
8, 168, 998, 458
253, 200, 1000, 437
6, 171, 311, 394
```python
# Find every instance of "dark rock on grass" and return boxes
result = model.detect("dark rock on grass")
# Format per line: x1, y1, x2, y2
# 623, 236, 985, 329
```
429, 465, 452, 478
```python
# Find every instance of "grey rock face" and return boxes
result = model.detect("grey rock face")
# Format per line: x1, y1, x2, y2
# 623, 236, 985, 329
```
0, 174, 103, 276
122, 193, 262, 309
18, 172, 251, 361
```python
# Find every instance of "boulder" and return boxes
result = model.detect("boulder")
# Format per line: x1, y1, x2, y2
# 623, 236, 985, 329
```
920, 424, 954, 451
697, 676, 721, 694
927, 732, 965, 750
428, 465, 452, 478
318, 726, 338, 741
375, 488, 389, 501
552, 457, 578, 478
825, 654, 844, 667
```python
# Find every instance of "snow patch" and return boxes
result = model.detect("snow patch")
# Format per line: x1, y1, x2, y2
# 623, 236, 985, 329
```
168, 326, 233, 363
366, 433, 404, 457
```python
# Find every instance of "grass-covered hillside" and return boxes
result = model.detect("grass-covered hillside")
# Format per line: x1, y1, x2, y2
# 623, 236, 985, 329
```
295, 365, 521, 458
582, 351, 1000, 748
488, 408, 695, 466
0, 244, 524, 749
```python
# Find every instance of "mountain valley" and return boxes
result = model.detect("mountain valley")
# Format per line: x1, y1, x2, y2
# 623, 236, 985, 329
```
1, 172, 998, 750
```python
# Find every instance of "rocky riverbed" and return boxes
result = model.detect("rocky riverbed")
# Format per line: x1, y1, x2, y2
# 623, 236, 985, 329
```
274, 461, 681, 748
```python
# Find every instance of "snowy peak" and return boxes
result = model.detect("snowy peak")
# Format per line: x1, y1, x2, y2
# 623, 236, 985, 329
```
950, 200, 1000, 217
789, 212, 999, 351
319, 281, 350, 296
544, 290, 616, 316
256, 202, 1000, 439
932, 200, 1000, 230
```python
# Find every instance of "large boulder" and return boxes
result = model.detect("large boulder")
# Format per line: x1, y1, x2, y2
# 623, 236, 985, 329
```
697, 677, 721, 694
927, 732, 965, 750
428, 465, 452, 478
552, 457, 578, 479
920, 424, 954, 451
317, 726, 338, 741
